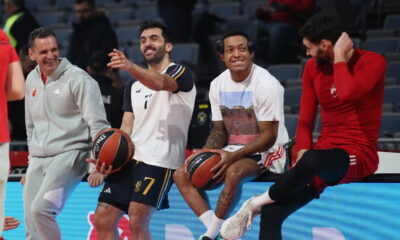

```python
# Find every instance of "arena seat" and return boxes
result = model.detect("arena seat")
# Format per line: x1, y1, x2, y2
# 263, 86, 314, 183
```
268, 64, 303, 86
208, 2, 240, 19
384, 86, 400, 111
386, 61, 400, 84
283, 87, 302, 113
363, 37, 400, 54
380, 113, 400, 137
284, 114, 298, 138
170, 43, 200, 68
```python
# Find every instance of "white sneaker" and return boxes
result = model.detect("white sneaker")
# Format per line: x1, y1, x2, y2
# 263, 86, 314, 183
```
220, 196, 260, 240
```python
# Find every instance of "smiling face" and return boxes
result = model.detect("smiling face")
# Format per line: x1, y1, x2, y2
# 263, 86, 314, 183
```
139, 27, 172, 65
220, 35, 253, 81
29, 35, 60, 77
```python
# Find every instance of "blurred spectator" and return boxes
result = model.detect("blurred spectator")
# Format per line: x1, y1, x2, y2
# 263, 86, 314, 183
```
7, 45, 36, 141
67, 0, 118, 70
255, 0, 315, 64
3, 0, 40, 52
157, 0, 197, 43
87, 50, 123, 128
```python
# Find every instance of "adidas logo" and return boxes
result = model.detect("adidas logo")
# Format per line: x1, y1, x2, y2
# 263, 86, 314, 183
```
103, 188, 111, 194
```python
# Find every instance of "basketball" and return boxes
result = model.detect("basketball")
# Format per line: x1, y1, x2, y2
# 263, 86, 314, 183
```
186, 149, 223, 190
92, 128, 134, 172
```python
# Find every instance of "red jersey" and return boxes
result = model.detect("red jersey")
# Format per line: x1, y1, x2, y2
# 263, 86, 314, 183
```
0, 29, 19, 143
295, 49, 386, 183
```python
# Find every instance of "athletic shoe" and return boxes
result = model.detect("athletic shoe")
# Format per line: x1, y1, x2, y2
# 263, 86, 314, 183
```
199, 234, 224, 240
220, 196, 260, 239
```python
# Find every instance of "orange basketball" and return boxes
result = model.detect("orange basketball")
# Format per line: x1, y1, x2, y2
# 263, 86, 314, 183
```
186, 149, 222, 190
92, 128, 134, 172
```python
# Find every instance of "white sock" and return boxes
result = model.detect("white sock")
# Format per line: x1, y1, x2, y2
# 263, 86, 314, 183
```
204, 214, 224, 239
198, 210, 213, 229
251, 190, 274, 210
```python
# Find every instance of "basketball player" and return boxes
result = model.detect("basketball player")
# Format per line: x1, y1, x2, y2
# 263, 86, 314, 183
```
23, 27, 109, 240
221, 13, 386, 240
89, 21, 196, 240
0, 28, 24, 240
173, 31, 289, 240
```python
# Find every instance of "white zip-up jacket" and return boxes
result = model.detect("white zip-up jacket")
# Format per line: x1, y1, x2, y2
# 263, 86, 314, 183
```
25, 58, 110, 157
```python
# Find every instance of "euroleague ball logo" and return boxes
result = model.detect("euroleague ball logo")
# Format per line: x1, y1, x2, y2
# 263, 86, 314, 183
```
187, 154, 206, 174
93, 134, 106, 155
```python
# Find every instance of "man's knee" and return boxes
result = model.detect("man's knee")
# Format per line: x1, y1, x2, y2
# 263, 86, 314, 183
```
30, 201, 57, 221
224, 166, 246, 188
173, 165, 188, 186
93, 212, 115, 231
128, 211, 150, 234
297, 150, 321, 171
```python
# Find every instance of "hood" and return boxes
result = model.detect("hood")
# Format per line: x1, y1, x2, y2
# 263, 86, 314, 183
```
33, 58, 74, 82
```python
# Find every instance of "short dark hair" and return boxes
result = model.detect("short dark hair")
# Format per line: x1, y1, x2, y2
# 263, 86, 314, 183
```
139, 20, 172, 43
299, 13, 343, 45
88, 50, 109, 73
28, 27, 57, 48
217, 30, 254, 54
74, 0, 95, 7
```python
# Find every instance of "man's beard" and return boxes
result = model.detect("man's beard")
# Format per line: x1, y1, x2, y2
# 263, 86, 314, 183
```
316, 49, 330, 67
143, 46, 166, 65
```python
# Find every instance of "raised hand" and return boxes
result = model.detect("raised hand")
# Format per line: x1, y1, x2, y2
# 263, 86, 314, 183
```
107, 49, 134, 72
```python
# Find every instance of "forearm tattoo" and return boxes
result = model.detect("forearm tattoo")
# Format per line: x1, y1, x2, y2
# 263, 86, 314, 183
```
203, 129, 227, 149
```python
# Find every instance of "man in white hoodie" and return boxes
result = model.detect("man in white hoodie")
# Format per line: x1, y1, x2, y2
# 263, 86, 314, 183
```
23, 27, 109, 240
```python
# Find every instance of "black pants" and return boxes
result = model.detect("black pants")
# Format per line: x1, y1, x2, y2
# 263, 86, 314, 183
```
259, 148, 350, 240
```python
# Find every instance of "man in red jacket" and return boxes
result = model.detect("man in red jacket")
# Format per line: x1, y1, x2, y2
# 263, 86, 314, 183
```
220, 13, 386, 240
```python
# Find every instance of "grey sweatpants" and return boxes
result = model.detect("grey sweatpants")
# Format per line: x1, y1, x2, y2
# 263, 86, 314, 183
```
23, 149, 89, 240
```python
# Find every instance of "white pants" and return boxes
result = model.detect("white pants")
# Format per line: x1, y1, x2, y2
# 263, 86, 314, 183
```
0, 142, 10, 237
23, 150, 89, 240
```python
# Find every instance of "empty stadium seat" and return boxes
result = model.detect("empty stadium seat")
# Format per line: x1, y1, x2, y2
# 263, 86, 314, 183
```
363, 37, 400, 54
243, 0, 265, 17
134, 6, 160, 21
116, 25, 141, 46
268, 64, 302, 86
54, 0, 75, 10
384, 85, 400, 111
170, 43, 200, 67
53, 28, 73, 48
107, 8, 133, 25
283, 87, 302, 114
383, 14, 400, 30
36, 10, 65, 27
285, 114, 298, 138
386, 61, 400, 84
208, 2, 240, 19
380, 113, 400, 137
25, 0, 51, 9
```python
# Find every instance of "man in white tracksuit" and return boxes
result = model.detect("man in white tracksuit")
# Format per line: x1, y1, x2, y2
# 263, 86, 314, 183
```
23, 27, 109, 240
